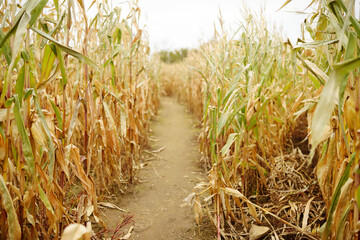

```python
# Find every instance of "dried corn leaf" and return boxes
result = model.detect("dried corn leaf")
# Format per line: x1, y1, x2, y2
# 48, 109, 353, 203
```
60, 224, 91, 240
249, 225, 270, 240
0, 175, 21, 240
31, 119, 47, 150
302, 197, 315, 230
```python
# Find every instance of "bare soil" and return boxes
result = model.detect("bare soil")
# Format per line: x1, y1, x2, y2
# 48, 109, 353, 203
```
100, 97, 215, 240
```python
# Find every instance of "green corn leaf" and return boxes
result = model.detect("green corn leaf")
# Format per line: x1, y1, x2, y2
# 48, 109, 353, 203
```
221, 133, 238, 156
40, 14, 66, 49
29, 0, 48, 27
15, 0, 42, 22
339, 32, 357, 109
0, 175, 21, 240
0, 10, 30, 104
0, 124, 5, 139
50, 12, 66, 37
104, 45, 122, 67
222, 83, 238, 107
15, 66, 25, 105
41, 44, 56, 81
54, 0, 60, 17
5, 97, 15, 108
49, 99, 63, 131
110, 60, 116, 87
55, 45, 68, 86
217, 111, 231, 136
24, 88, 34, 100
21, 50, 30, 62
0, 0, 46, 49
38, 183, 55, 215
115, 27, 122, 44
31, 27, 100, 71
356, 185, 360, 210
0, 31, 12, 64
335, 0, 360, 37
49, 44, 68, 86
322, 153, 355, 239
13, 95, 35, 176
0, 11, 25, 49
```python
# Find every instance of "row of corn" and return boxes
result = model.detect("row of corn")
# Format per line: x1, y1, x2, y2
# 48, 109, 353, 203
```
161, 1, 360, 239
0, 0, 159, 239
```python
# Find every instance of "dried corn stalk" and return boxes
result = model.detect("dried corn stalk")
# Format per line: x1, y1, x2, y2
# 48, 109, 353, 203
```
0, 0, 159, 239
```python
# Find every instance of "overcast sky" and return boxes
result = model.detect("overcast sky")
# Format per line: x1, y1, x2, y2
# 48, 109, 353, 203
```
104, 0, 316, 51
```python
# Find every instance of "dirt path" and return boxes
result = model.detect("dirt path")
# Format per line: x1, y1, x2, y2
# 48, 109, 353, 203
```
102, 97, 213, 239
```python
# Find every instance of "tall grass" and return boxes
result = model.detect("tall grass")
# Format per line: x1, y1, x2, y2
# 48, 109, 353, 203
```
0, 0, 159, 239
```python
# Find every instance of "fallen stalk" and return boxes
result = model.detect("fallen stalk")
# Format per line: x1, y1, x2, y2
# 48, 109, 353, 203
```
224, 188, 319, 239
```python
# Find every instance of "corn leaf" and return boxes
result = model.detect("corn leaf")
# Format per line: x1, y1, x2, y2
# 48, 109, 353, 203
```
310, 57, 360, 159
0, 11, 26, 49
224, 187, 245, 200
335, 202, 351, 240
0, 0, 46, 49
38, 183, 55, 215
221, 133, 238, 156
0, 124, 5, 139
339, 32, 356, 109
0, 31, 12, 64
0, 11, 30, 104
29, 0, 48, 27
49, 44, 68, 86
322, 153, 355, 239
33, 92, 55, 182
66, 100, 81, 145
335, 0, 360, 37
15, 66, 25, 105
0, 175, 21, 240
31, 27, 100, 71
13, 95, 35, 176
54, 0, 60, 16
61, 223, 91, 240
41, 44, 56, 81
277, 0, 292, 12
49, 99, 63, 131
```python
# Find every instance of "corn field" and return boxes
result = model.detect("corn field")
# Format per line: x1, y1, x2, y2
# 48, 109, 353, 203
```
1, 0, 360, 239
0, 0, 159, 238
162, 0, 360, 239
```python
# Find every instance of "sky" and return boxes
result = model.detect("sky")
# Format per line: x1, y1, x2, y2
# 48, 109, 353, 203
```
99, 0, 317, 51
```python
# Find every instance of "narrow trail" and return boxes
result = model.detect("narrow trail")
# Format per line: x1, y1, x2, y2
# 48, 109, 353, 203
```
102, 97, 213, 239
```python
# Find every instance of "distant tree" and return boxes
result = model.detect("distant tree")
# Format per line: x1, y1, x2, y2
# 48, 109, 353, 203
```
159, 48, 188, 63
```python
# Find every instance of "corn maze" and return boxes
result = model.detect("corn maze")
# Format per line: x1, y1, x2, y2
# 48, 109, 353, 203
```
0, 0, 360, 239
